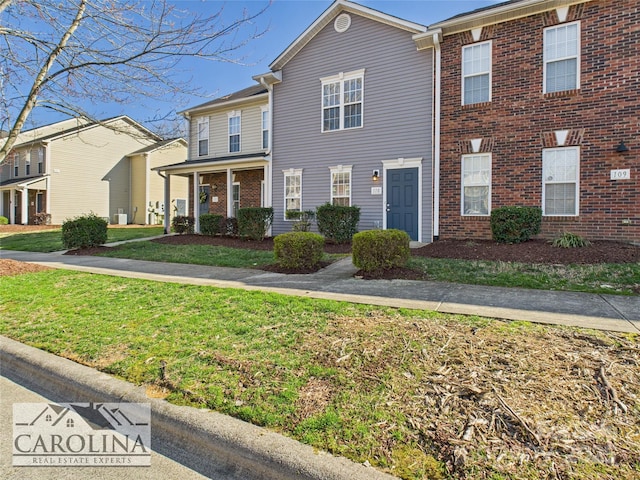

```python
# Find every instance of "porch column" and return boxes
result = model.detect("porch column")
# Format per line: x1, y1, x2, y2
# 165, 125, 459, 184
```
264, 163, 272, 236
9, 188, 15, 224
20, 187, 28, 225
226, 168, 233, 217
163, 173, 171, 234
193, 171, 200, 233
0, 190, 3, 221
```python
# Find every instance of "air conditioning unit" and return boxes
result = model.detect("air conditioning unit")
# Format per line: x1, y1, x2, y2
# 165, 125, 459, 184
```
113, 213, 127, 225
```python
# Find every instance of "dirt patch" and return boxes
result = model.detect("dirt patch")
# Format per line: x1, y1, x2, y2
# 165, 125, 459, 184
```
295, 378, 335, 421
0, 259, 52, 276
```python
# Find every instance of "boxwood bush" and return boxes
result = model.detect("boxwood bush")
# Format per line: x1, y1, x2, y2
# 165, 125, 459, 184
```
171, 215, 195, 234
62, 213, 108, 249
316, 203, 360, 244
199, 213, 223, 236
490, 206, 542, 244
237, 207, 273, 241
0, 215, 8, 225
274, 232, 324, 269
352, 229, 410, 272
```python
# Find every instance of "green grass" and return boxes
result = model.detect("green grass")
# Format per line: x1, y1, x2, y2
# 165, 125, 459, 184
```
408, 257, 640, 295
0, 227, 164, 252
1, 270, 637, 479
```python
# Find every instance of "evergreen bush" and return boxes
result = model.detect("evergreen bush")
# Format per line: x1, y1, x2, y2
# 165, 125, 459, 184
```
237, 207, 273, 241
171, 215, 195, 234
0, 216, 8, 225
61, 213, 108, 249
352, 229, 410, 272
199, 213, 223, 236
490, 206, 542, 244
315, 203, 360, 244
273, 232, 324, 269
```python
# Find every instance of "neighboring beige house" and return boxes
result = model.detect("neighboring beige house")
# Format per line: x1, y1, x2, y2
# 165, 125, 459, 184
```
0, 116, 188, 225
154, 83, 275, 233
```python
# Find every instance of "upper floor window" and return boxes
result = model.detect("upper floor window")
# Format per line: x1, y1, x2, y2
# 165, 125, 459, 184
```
461, 154, 491, 215
25, 158, 30, 175
462, 41, 491, 105
38, 148, 44, 174
543, 147, 579, 216
321, 69, 364, 132
544, 22, 580, 93
261, 108, 269, 149
197, 117, 209, 156
228, 113, 241, 153
283, 169, 302, 216
330, 165, 352, 206
13, 153, 19, 177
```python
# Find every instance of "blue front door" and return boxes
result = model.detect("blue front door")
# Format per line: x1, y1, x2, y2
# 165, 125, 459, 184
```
386, 168, 418, 241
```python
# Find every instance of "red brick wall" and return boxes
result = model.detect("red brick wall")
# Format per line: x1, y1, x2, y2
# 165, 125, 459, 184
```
188, 169, 264, 217
438, 1, 639, 242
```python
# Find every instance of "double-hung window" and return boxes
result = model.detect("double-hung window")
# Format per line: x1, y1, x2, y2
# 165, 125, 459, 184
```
284, 169, 302, 215
543, 147, 579, 215
197, 117, 209, 156
330, 165, 352, 206
13, 153, 19, 177
38, 147, 44, 174
544, 22, 580, 93
261, 108, 269, 149
228, 113, 241, 153
461, 154, 491, 215
321, 69, 364, 132
462, 41, 491, 105
25, 157, 30, 175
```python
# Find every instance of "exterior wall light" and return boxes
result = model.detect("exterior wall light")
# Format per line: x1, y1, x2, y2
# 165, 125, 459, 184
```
372, 170, 380, 181
616, 140, 629, 153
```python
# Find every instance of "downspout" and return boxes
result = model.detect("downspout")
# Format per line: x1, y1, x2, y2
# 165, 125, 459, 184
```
432, 30, 442, 241
258, 76, 274, 236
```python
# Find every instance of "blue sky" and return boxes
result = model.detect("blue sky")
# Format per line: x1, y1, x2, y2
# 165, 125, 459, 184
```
28, 0, 501, 131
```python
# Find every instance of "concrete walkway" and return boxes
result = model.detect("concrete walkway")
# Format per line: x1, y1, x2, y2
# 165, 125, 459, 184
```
1, 247, 638, 333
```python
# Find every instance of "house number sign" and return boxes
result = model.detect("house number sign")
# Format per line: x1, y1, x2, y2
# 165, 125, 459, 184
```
610, 169, 630, 180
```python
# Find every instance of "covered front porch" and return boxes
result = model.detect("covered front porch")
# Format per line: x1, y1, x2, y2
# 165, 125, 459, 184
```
155, 155, 271, 234
0, 176, 50, 225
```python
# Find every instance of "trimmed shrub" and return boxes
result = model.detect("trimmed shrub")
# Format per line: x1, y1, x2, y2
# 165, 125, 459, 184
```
0, 216, 8, 225
221, 217, 238, 237
552, 231, 591, 248
237, 207, 273, 241
199, 213, 223, 236
316, 203, 360, 244
490, 206, 542, 244
171, 215, 195, 234
352, 229, 410, 272
274, 232, 324, 269
62, 213, 108, 249
285, 209, 315, 232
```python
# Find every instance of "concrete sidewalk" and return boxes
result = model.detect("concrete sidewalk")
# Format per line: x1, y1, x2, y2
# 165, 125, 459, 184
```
1, 248, 638, 333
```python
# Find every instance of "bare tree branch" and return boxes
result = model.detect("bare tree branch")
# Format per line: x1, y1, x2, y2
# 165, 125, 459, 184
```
0, 0, 269, 160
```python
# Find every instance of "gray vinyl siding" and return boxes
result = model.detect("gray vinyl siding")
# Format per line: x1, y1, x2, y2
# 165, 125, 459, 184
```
272, 13, 434, 241
188, 101, 267, 160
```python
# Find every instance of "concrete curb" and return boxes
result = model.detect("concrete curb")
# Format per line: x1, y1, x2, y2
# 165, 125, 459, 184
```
0, 336, 397, 480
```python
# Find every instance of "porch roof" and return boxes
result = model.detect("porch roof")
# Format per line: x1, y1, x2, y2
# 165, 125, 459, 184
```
153, 153, 268, 173
0, 175, 48, 189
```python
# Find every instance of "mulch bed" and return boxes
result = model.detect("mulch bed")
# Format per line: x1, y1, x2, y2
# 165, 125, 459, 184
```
60, 235, 639, 277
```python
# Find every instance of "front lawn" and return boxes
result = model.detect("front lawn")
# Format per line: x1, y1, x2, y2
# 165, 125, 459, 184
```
0, 227, 164, 252
1, 269, 638, 480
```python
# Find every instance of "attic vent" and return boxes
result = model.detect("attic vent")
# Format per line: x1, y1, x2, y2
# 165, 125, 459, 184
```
334, 13, 351, 33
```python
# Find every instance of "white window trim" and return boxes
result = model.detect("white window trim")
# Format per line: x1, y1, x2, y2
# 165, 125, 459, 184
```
461, 153, 492, 216
197, 117, 209, 157
261, 106, 269, 150
283, 168, 303, 220
320, 68, 365, 133
328, 165, 353, 206
543, 21, 581, 94
228, 111, 241, 153
542, 146, 580, 216
461, 40, 492, 106
37, 148, 44, 174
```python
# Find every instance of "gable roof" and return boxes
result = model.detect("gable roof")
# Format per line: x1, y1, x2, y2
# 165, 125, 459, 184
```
179, 84, 268, 117
11, 116, 161, 149
269, 0, 427, 71
126, 138, 187, 157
